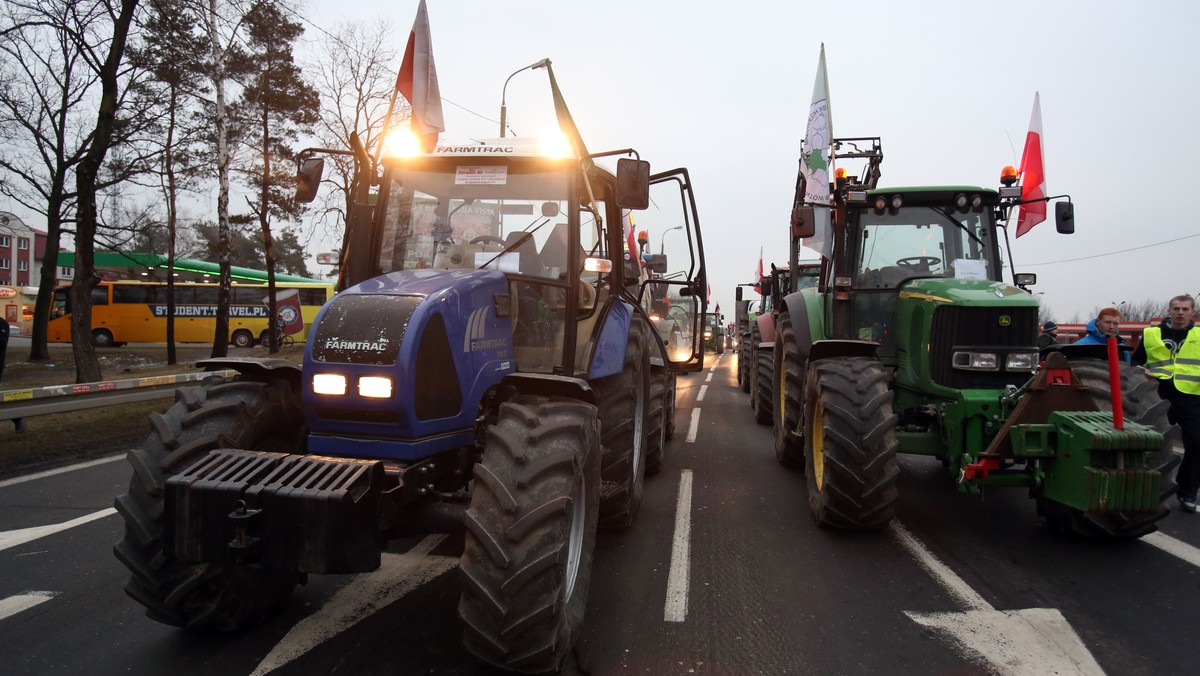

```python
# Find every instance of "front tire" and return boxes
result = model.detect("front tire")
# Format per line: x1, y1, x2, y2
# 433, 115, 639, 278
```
459, 397, 601, 673
773, 311, 804, 468
593, 317, 651, 529
93, 329, 115, 347
231, 330, 254, 348
1036, 359, 1181, 539
803, 358, 899, 529
112, 378, 306, 630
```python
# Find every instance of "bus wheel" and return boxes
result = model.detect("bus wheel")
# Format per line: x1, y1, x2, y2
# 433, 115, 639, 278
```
232, 330, 255, 348
92, 329, 115, 348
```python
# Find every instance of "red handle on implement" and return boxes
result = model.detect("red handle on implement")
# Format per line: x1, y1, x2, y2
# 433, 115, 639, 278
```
1108, 336, 1123, 430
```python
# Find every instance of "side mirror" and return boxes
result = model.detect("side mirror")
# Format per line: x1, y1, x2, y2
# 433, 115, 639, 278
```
759, 277, 773, 296
295, 157, 324, 203
791, 205, 816, 238
1013, 272, 1036, 287
316, 252, 341, 265
615, 158, 650, 210
736, 286, 743, 302
541, 201, 560, 217
1055, 201, 1074, 234
644, 253, 667, 274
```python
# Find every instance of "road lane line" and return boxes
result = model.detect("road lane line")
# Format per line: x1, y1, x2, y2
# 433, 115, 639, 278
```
705, 372, 713, 382
697, 385, 708, 402
0, 507, 117, 553
685, 408, 701, 443
0, 454, 125, 490
890, 520, 989, 611
892, 520, 1103, 675
1144, 531, 1200, 567
251, 535, 455, 676
0, 592, 57, 621
664, 469, 693, 623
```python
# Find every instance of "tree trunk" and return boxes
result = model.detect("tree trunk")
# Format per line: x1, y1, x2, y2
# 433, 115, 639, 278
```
71, 0, 140, 384
165, 89, 179, 365
260, 108, 279, 353
207, 0, 229, 358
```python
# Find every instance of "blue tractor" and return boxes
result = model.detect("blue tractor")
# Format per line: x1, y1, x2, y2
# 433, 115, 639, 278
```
113, 133, 707, 672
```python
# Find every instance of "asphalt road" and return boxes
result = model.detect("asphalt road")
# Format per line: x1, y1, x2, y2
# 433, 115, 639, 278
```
2, 352, 1199, 675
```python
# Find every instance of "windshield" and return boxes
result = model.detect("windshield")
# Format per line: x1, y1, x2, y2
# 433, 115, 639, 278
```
855, 206, 998, 289
376, 158, 600, 281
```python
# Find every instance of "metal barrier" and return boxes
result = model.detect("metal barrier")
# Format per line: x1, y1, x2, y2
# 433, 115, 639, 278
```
0, 370, 236, 421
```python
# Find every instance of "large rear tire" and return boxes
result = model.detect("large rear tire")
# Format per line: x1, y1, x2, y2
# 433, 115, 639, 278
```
112, 378, 306, 630
803, 358, 899, 529
459, 397, 601, 674
593, 317, 651, 529
753, 342, 773, 426
773, 311, 804, 468
1036, 359, 1181, 539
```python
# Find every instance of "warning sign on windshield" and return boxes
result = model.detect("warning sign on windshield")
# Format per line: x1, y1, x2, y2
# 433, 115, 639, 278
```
455, 166, 508, 185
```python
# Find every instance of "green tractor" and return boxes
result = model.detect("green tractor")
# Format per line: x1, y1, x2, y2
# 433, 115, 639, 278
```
773, 136, 1178, 539
703, 311, 725, 355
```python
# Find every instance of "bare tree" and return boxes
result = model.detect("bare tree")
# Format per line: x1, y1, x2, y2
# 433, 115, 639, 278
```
308, 20, 404, 253
1, 0, 157, 371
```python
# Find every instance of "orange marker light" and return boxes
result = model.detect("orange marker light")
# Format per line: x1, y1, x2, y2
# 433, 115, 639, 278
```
1000, 165, 1019, 186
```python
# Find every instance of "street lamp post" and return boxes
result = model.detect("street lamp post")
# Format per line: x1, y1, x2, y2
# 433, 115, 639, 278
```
500, 58, 551, 137
660, 226, 683, 254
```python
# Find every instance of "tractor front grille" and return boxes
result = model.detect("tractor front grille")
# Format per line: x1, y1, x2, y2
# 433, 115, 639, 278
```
929, 305, 1039, 390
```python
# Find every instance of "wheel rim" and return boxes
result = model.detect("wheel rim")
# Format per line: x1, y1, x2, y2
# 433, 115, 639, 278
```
812, 401, 825, 490
565, 471, 586, 601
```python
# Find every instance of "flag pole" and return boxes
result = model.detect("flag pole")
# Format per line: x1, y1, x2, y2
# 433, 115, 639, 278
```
372, 89, 402, 170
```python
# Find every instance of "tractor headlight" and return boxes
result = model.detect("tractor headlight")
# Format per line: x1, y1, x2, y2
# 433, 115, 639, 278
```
1005, 352, 1038, 371
704, 330, 713, 338
358, 376, 393, 399
313, 373, 348, 395
952, 351, 998, 371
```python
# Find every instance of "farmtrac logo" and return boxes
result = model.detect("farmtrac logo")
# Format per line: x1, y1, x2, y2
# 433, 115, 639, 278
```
324, 339, 388, 351
464, 307, 506, 352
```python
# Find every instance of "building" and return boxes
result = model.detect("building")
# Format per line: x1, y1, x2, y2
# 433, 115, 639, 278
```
0, 211, 50, 287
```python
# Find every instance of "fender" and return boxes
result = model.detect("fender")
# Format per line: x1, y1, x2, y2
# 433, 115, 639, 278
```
503, 373, 595, 404
588, 299, 634, 380
196, 356, 302, 391
780, 288, 878, 363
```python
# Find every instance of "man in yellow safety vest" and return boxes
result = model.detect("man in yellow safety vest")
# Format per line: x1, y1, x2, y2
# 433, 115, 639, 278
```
1133, 294, 1200, 512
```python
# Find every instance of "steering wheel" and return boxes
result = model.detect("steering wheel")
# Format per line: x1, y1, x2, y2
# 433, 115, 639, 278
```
896, 256, 941, 269
470, 235, 506, 246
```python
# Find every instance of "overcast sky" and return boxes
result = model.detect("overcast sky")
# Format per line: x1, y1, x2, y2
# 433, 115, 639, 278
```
12, 0, 1195, 323
300, 0, 1199, 322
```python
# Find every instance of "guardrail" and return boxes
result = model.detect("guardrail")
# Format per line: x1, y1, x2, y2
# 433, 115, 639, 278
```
0, 370, 236, 421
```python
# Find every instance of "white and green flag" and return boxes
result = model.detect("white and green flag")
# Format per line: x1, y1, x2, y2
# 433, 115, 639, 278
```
801, 44, 834, 257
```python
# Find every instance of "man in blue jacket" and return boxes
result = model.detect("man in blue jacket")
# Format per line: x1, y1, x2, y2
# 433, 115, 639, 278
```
1074, 307, 1130, 363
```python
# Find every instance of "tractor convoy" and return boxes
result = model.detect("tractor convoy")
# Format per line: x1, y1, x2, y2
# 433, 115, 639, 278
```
112, 71, 707, 671
737, 133, 1179, 539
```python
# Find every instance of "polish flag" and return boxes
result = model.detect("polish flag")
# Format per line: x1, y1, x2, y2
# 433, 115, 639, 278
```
1016, 92, 1046, 238
395, 0, 444, 153
753, 248, 764, 293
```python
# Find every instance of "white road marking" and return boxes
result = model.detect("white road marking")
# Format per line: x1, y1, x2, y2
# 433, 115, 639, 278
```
0, 592, 57, 621
251, 535, 456, 676
0, 454, 124, 490
664, 469, 693, 623
891, 521, 1104, 675
0, 508, 117, 553
685, 408, 701, 443
696, 385, 708, 401
705, 372, 713, 382
1143, 531, 1200, 567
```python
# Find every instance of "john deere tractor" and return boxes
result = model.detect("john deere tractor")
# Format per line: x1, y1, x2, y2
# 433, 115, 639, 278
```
772, 135, 1178, 539
112, 101, 707, 670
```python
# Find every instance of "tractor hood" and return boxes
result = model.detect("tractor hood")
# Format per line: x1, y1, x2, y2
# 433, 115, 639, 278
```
898, 277, 1038, 308
301, 267, 515, 461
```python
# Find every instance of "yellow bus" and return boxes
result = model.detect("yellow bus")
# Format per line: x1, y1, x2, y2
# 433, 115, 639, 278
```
48, 280, 334, 347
